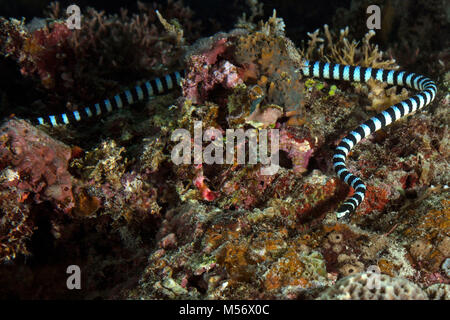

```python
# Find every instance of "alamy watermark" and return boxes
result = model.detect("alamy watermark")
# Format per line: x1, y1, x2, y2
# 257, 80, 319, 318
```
66, 264, 81, 289
171, 121, 280, 175
66, 4, 81, 30
366, 5, 381, 30
366, 265, 381, 290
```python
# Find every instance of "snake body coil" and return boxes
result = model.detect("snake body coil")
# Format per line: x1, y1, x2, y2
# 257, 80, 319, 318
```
301, 61, 437, 218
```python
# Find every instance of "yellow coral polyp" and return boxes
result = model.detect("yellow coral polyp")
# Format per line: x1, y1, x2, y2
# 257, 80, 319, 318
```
305, 78, 316, 88
258, 75, 268, 86
329, 84, 337, 96
263, 248, 310, 291
23, 37, 43, 56
260, 47, 274, 65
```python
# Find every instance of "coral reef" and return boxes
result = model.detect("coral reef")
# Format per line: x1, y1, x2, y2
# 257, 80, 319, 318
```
126, 201, 334, 299
426, 283, 450, 300
0, 18, 73, 90
0, 119, 73, 211
0, 119, 73, 262
0, 1, 200, 117
0, 1, 448, 301
317, 272, 428, 300
301, 24, 398, 69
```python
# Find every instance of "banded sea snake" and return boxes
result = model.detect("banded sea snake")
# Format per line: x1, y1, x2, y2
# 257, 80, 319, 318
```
30, 61, 437, 219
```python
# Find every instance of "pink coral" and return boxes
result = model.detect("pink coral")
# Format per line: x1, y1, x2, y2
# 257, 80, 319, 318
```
194, 172, 218, 201
18, 22, 73, 89
182, 38, 243, 104
279, 129, 313, 174
202, 38, 228, 64
0, 119, 74, 212
0, 19, 73, 89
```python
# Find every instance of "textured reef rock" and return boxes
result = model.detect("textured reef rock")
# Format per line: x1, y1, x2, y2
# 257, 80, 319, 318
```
0, 1, 448, 299
0, 119, 73, 210
126, 201, 332, 299
317, 272, 428, 300
0, 119, 73, 262
181, 12, 306, 126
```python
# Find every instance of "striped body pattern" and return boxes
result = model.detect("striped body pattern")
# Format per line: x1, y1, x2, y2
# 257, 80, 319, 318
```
32, 60, 437, 219
301, 61, 437, 219
33, 70, 186, 126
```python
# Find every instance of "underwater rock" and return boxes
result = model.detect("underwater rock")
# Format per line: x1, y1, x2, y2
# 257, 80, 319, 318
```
317, 272, 428, 300
183, 38, 244, 104
0, 119, 74, 211
0, 118, 73, 262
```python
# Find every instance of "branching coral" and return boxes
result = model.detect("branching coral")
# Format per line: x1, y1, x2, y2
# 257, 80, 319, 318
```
301, 24, 398, 69
364, 78, 410, 112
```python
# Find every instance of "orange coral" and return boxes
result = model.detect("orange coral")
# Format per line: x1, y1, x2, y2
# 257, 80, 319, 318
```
74, 189, 101, 217
378, 259, 397, 277
234, 25, 305, 124
216, 241, 259, 282
264, 248, 307, 291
